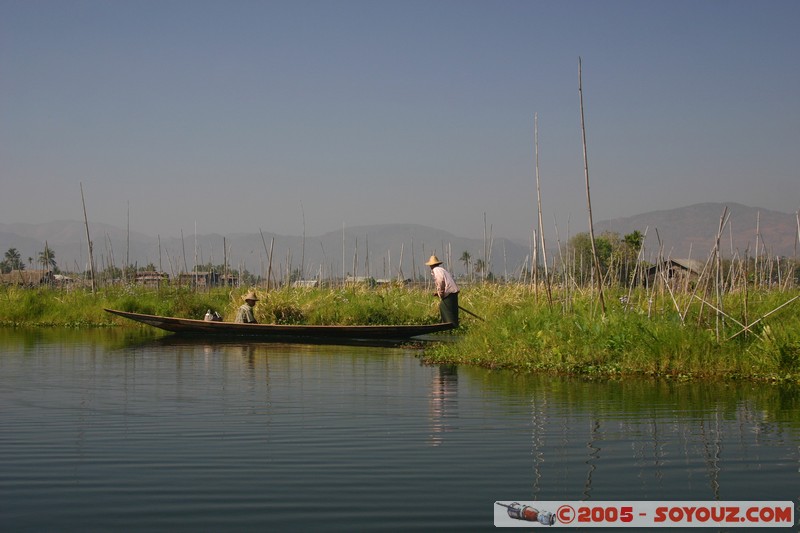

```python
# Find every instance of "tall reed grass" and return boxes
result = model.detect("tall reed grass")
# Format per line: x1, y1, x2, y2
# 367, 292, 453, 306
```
423, 284, 800, 382
1, 282, 798, 382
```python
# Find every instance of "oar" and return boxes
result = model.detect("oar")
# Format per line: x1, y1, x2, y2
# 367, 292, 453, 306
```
459, 305, 485, 322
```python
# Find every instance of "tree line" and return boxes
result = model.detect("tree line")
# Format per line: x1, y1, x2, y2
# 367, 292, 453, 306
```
4, 226, 797, 288
1, 245, 58, 274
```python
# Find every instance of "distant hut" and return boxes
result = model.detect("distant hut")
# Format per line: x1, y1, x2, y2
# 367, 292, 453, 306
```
135, 271, 169, 287
0, 269, 54, 287
344, 276, 376, 287
218, 273, 238, 287
646, 258, 703, 287
178, 271, 220, 288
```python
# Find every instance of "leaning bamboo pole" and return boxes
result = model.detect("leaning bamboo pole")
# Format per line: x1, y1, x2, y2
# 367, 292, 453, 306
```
397, 242, 404, 281
180, 229, 188, 274
577, 57, 605, 314
793, 210, 799, 289
125, 202, 130, 284
754, 211, 761, 289
714, 207, 730, 341
342, 223, 346, 286
483, 213, 488, 283
534, 113, 553, 307
259, 229, 273, 291
300, 202, 306, 280
79, 182, 96, 294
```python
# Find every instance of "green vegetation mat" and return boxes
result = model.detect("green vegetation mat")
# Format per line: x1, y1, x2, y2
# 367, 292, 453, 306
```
1, 284, 798, 383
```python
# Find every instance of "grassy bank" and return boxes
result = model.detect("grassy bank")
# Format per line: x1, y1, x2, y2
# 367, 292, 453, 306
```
424, 284, 800, 383
1, 284, 798, 383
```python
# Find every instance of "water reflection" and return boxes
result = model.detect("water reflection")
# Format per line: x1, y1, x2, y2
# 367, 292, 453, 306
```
1, 330, 798, 532
428, 364, 458, 447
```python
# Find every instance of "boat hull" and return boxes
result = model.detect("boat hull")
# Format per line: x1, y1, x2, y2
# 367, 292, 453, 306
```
104, 309, 455, 341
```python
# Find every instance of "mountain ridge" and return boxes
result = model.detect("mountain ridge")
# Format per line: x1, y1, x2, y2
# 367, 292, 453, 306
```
2, 203, 797, 277
595, 203, 797, 260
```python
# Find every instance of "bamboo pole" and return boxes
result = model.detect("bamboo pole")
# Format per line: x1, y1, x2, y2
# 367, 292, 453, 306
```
365, 235, 370, 279
534, 113, 553, 307
300, 202, 306, 280
181, 229, 188, 274
483, 213, 488, 282
398, 242, 404, 281
194, 221, 198, 290
794, 210, 799, 288
79, 182, 96, 294
125, 201, 130, 284
342, 223, 345, 286
411, 237, 416, 282
259, 229, 273, 291
714, 207, 730, 341
530, 229, 536, 289
577, 57, 605, 314
755, 211, 761, 289
352, 237, 358, 280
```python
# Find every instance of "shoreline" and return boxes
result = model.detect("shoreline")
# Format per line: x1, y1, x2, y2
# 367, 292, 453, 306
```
2, 284, 799, 384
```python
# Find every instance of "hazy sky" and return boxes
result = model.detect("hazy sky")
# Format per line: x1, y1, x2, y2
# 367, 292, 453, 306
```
2, 0, 798, 241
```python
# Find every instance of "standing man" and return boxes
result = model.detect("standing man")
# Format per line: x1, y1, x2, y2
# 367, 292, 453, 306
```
425, 255, 459, 326
235, 290, 259, 323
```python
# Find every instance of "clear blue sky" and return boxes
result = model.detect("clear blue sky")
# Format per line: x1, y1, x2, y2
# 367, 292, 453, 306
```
2, 0, 798, 240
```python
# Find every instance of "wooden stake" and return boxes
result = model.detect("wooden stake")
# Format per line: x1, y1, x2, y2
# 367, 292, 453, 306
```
577, 57, 605, 314
80, 182, 96, 293
534, 113, 553, 307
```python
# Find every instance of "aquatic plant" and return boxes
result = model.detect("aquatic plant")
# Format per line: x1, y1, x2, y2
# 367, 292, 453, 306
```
1, 283, 798, 382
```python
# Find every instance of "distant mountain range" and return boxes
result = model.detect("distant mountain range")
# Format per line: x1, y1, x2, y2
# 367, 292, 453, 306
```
595, 203, 798, 261
0, 221, 530, 280
1, 203, 797, 278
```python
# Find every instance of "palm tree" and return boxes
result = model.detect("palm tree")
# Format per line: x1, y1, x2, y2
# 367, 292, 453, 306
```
623, 230, 644, 254
38, 243, 57, 271
459, 251, 471, 279
4, 248, 24, 271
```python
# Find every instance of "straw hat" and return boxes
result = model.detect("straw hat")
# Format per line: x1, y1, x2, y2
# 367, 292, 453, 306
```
242, 290, 259, 302
425, 255, 443, 267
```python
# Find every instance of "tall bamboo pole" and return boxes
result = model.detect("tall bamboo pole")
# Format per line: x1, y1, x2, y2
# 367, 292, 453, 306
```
259, 229, 274, 291
342, 223, 346, 286
181, 229, 188, 275
755, 211, 761, 289
125, 201, 130, 284
534, 113, 553, 307
483, 212, 488, 282
398, 242, 404, 281
713, 207, 730, 342
194, 220, 198, 290
300, 202, 306, 280
79, 182, 96, 293
577, 57, 605, 314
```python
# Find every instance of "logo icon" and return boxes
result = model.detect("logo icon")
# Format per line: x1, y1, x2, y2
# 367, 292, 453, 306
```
496, 502, 556, 526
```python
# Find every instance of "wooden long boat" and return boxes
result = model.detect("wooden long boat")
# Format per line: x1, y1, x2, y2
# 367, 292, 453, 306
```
104, 309, 455, 342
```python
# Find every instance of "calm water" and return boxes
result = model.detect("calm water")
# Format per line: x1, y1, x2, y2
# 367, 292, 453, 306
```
1, 329, 799, 532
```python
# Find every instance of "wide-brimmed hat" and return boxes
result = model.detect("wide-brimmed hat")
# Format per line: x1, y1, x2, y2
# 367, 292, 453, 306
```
242, 290, 259, 302
425, 255, 443, 267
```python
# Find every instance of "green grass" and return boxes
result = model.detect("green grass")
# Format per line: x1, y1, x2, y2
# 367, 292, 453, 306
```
423, 285, 800, 383
0, 284, 230, 327
2, 283, 798, 383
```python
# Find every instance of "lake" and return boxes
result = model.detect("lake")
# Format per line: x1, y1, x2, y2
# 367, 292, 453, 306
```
1, 329, 798, 531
